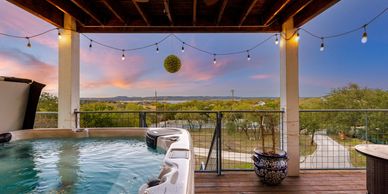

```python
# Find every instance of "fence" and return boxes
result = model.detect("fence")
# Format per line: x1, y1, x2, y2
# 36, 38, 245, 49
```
34, 109, 388, 171
299, 109, 388, 169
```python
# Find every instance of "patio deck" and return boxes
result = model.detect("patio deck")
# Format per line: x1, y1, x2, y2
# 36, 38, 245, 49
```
195, 170, 366, 194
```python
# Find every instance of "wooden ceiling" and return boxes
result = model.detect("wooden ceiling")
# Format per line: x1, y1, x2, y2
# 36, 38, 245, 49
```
7, 0, 339, 33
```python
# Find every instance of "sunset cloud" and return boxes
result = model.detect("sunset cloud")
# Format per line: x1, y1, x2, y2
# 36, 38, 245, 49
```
0, 49, 57, 92
250, 74, 273, 80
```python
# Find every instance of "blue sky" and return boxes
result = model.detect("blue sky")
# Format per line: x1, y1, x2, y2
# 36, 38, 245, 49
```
0, 0, 387, 97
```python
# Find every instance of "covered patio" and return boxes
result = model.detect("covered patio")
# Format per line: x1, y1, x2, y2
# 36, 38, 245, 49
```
5, 0, 371, 193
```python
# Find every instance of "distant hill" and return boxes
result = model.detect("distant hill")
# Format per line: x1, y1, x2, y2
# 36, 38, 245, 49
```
81, 96, 277, 102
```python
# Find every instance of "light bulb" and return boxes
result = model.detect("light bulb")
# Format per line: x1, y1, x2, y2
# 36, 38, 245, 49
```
275, 34, 279, 45
156, 43, 159, 53
181, 46, 185, 52
89, 40, 93, 48
58, 31, 62, 40
320, 38, 325, 51
361, 32, 368, 44
361, 25, 368, 44
213, 54, 216, 64
295, 32, 300, 41
247, 51, 251, 61
121, 50, 125, 61
26, 37, 31, 48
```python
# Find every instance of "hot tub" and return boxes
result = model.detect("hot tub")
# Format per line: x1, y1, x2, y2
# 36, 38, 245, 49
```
1, 128, 194, 194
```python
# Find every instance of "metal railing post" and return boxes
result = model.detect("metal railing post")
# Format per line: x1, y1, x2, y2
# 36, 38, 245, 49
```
365, 112, 368, 144
216, 112, 223, 175
74, 109, 80, 128
139, 112, 147, 127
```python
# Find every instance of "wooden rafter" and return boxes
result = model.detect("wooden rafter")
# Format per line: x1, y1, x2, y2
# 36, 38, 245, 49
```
217, 0, 228, 25
294, 0, 339, 27
278, 0, 314, 25
46, 0, 88, 26
70, 0, 104, 25
263, 0, 290, 26
7, 0, 63, 27
193, 0, 197, 26
131, 0, 150, 26
163, 0, 174, 26
101, 0, 126, 25
239, 0, 259, 26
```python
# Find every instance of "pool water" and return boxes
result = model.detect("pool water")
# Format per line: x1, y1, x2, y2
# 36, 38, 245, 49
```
0, 138, 165, 194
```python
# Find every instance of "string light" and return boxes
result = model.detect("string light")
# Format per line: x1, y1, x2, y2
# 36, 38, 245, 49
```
0, 8, 385, 63
320, 38, 325, 51
121, 50, 125, 61
26, 37, 31, 48
57, 28, 62, 40
361, 25, 368, 44
246, 50, 251, 61
295, 32, 300, 41
275, 34, 279, 45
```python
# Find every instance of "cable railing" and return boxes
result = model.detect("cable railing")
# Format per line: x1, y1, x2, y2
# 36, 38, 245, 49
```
300, 109, 388, 169
34, 109, 388, 171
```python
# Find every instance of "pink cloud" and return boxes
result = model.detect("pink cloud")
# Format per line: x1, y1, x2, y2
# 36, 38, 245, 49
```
178, 56, 234, 81
250, 74, 273, 80
0, 49, 57, 92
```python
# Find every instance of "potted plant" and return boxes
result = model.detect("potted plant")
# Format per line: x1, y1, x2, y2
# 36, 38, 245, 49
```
252, 115, 288, 185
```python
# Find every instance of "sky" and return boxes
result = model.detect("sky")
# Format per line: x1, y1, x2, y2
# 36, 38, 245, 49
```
0, 0, 387, 97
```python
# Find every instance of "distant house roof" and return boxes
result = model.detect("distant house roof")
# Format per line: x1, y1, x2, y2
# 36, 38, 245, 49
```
7, 0, 338, 33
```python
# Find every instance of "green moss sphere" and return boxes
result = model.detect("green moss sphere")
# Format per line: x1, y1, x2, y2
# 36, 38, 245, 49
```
164, 55, 182, 73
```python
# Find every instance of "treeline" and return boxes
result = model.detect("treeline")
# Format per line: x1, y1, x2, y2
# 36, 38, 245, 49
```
36, 83, 387, 143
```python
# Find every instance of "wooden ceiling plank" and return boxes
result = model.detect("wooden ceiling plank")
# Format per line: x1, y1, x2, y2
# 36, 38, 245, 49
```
193, 0, 197, 26
131, 0, 150, 26
294, 0, 339, 27
101, 0, 126, 25
46, 0, 88, 26
217, 0, 228, 26
70, 0, 104, 25
163, 0, 174, 26
7, 0, 63, 27
263, 0, 291, 26
239, 0, 259, 26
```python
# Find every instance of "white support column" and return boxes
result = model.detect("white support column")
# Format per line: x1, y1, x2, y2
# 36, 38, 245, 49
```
58, 14, 80, 129
280, 18, 300, 176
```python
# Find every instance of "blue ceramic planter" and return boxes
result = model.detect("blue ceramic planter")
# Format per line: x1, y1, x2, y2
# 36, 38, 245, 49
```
252, 148, 288, 185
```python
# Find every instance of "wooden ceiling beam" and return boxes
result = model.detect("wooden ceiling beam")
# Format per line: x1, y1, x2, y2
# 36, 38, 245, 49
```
239, 0, 259, 26
193, 0, 197, 26
294, 0, 339, 27
217, 0, 228, 26
278, 0, 314, 25
46, 0, 89, 26
262, 0, 290, 26
78, 25, 282, 33
70, 0, 104, 25
101, 0, 127, 25
7, 0, 63, 27
131, 0, 150, 26
163, 0, 174, 26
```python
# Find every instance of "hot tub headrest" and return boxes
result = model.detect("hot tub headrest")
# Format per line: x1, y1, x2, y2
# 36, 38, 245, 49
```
0, 76, 45, 132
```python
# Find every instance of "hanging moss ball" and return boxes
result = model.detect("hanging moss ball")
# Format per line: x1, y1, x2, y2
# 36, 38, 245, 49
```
164, 55, 182, 73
